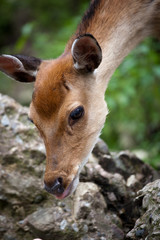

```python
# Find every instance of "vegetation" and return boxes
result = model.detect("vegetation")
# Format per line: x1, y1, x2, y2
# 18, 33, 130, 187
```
0, 0, 160, 168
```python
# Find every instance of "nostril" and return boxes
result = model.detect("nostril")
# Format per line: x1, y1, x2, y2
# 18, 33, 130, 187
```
57, 177, 63, 184
44, 177, 64, 195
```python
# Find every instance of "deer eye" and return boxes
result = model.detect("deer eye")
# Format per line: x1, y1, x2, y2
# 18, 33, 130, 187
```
69, 106, 84, 125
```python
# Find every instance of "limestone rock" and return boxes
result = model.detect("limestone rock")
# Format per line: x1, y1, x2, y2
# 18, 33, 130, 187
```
73, 182, 107, 219
126, 180, 160, 240
0, 93, 160, 240
74, 182, 124, 240
26, 206, 82, 240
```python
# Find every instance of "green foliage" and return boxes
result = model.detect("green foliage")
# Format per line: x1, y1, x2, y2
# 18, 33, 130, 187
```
0, 0, 160, 168
101, 39, 160, 168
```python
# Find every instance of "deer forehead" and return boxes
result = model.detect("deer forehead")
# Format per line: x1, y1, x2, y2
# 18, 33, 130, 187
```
30, 58, 100, 117
32, 59, 70, 117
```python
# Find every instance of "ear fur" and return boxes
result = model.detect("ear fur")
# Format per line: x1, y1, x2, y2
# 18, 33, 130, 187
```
71, 34, 102, 73
0, 54, 41, 82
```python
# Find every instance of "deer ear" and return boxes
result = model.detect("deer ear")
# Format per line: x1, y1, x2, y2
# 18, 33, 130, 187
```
0, 55, 42, 82
71, 34, 102, 73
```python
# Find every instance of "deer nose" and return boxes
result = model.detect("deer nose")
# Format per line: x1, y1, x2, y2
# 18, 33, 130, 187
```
44, 177, 64, 195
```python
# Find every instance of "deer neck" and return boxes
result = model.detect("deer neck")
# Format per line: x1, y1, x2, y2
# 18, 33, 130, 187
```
96, 17, 149, 92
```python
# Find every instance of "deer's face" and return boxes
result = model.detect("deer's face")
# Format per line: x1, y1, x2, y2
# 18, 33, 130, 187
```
29, 56, 107, 199
0, 34, 108, 199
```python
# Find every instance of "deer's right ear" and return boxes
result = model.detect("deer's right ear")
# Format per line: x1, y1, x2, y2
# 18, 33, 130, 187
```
71, 34, 102, 73
0, 55, 42, 82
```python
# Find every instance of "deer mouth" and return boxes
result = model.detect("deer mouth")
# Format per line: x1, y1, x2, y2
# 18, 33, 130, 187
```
55, 175, 79, 199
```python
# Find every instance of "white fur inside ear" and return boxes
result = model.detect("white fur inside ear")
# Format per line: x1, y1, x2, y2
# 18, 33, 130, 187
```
2, 54, 37, 77
30, 70, 37, 77
93, 69, 97, 76
71, 39, 84, 70
71, 39, 78, 57
74, 62, 84, 70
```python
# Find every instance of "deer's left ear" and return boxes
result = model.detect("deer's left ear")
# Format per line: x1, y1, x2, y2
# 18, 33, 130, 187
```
0, 54, 42, 82
71, 34, 102, 73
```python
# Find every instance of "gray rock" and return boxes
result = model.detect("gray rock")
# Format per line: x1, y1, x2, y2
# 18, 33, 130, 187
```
126, 180, 160, 240
73, 182, 124, 240
0, 93, 160, 240
92, 138, 110, 156
26, 206, 84, 240
73, 182, 107, 219
1, 115, 10, 127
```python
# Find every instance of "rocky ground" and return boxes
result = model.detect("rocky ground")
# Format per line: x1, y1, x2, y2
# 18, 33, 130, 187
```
0, 93, 160, 240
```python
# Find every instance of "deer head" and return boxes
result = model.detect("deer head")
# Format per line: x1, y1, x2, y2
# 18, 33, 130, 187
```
0, 34, 108, 199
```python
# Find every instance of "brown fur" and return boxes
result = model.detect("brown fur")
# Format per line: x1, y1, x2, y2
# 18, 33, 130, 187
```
2, 0, 159, 197
33, 55, 74, 118
67, 0, 160, 51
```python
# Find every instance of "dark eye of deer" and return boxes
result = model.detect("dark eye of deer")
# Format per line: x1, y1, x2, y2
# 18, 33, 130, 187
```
28, 117, 34, 124
69, 106, 84, 125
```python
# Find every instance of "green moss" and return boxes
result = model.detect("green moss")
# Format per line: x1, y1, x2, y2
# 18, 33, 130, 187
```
5, 106, 17, 117
18, 113, 29, 124
16, 128, 37, 142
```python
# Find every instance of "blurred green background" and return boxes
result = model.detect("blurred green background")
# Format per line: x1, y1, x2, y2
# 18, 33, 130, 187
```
0, 0, 160, 168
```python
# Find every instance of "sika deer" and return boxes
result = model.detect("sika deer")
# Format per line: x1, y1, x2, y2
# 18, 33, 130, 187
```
0, 0, 160, 199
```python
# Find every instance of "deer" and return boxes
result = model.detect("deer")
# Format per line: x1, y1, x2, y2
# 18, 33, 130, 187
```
0, 0, 160, 199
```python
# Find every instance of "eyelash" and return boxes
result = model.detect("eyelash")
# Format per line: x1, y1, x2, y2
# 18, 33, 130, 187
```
28, 117, 34, 124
